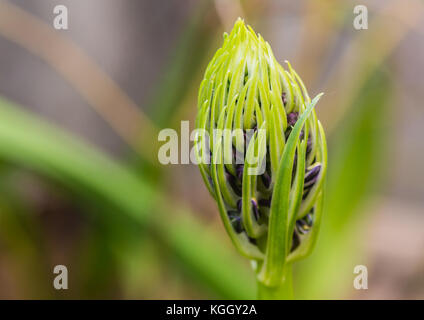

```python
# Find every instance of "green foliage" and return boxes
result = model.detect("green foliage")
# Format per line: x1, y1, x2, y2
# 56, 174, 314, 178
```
0, 97, 254, 299
295, 68, 391, 299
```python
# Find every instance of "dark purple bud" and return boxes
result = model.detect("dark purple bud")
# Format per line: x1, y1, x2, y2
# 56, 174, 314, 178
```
305, 165, 320, 181
304, 165, 321, 188
258, 197, 271, 208
237, 199, 242, 212
261, 170, 271, 189
287, 112, 298, 127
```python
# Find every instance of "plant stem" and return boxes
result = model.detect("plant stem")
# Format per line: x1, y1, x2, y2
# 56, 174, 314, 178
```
256, 264, 294, 300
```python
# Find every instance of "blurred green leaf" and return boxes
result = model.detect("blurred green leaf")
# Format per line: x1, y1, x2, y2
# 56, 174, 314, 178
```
295, 68, 391, 298
148, 0, 216, 126
156, 211, 256, 299
0, 97, 254, 299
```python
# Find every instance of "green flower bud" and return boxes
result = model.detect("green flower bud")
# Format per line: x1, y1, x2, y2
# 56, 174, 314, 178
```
195, 18, 327, 288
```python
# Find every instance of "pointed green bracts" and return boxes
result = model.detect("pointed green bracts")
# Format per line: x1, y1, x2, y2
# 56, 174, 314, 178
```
195, 18, 327, 295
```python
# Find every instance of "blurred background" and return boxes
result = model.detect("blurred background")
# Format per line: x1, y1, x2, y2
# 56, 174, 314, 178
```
0, 0, 423, 299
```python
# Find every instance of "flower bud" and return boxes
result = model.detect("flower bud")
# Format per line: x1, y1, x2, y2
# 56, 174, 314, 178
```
195, 18, 327, 286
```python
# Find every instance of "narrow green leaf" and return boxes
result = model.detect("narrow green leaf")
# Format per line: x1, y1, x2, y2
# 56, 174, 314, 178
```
259, 93, 323, 286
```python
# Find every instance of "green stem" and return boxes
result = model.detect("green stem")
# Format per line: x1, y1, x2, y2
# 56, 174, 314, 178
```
256, 264, 294, 300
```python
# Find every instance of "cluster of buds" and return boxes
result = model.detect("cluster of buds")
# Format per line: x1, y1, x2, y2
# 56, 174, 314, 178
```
195, 19, 327, 287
